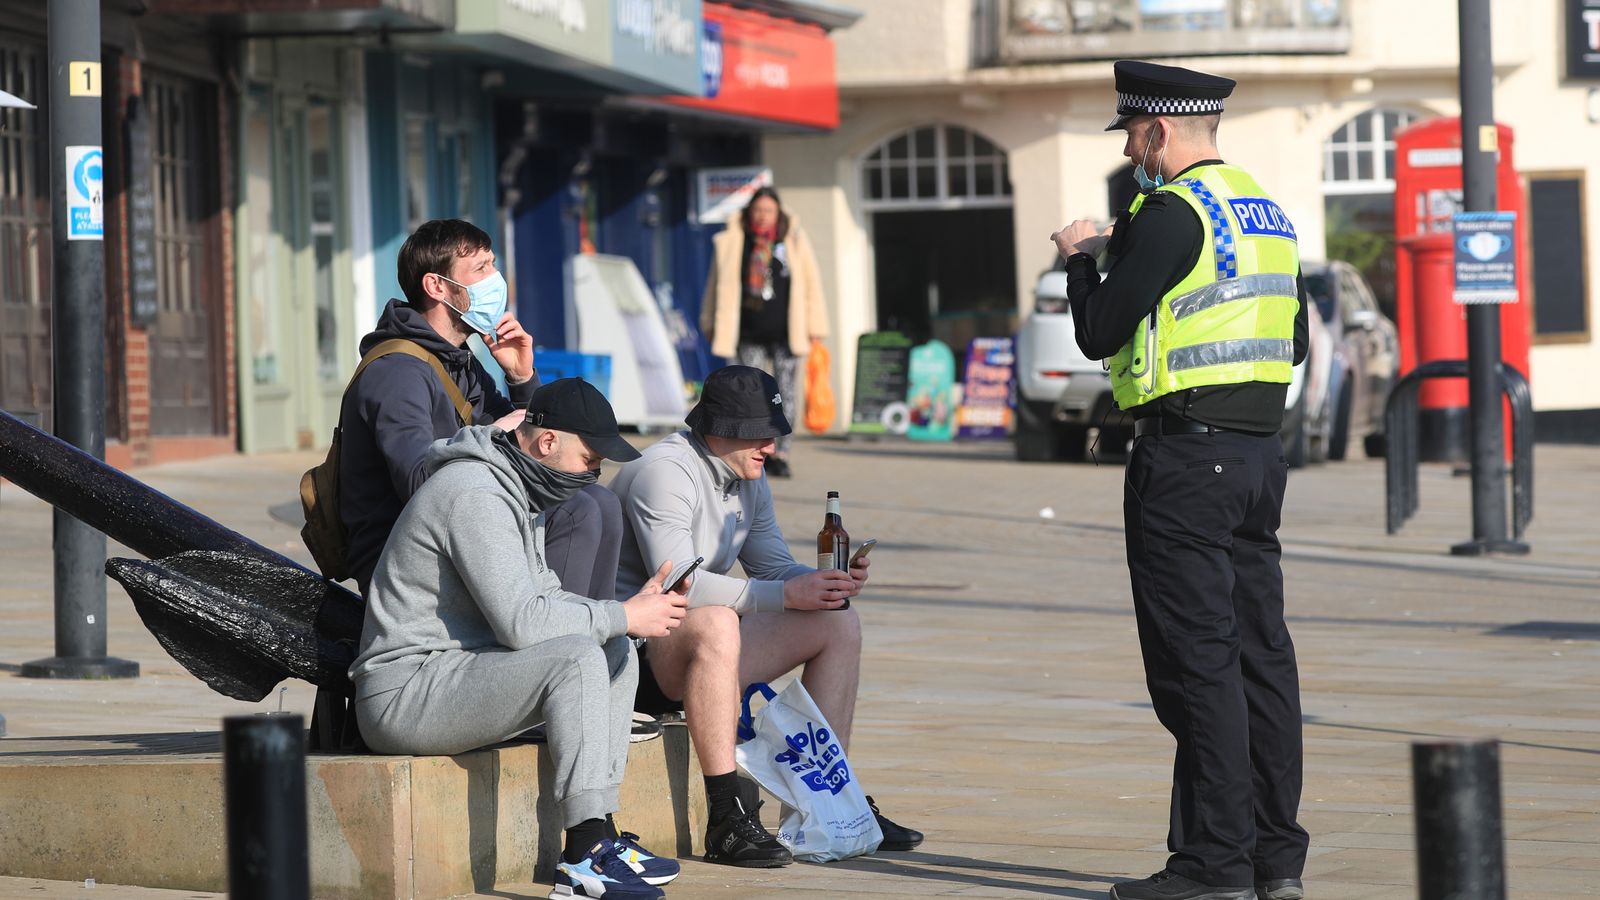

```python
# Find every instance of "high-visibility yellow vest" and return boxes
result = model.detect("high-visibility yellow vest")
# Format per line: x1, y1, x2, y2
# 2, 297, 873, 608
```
1109, 164, 1300, 411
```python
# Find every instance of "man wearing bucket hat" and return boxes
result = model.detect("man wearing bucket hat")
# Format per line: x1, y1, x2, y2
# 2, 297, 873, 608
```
1052, 61, 1310, 900
609, 366, 923, 867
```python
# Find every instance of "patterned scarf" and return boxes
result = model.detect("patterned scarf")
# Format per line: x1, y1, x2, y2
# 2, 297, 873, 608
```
744, 222, 779, 307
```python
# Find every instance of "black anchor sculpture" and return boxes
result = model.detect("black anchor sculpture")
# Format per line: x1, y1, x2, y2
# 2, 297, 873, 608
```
0, 409, 363, 702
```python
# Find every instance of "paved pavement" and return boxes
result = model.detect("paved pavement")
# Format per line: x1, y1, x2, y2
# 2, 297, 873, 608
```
2, 436, 1598, 898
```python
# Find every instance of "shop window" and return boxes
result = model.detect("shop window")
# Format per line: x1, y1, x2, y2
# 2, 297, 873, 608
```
404, 115, 429, 231
144, 69, 223, 436
0, 37, 52, 430
307, 100, 340, 382
988, 0, 1349, 64
1322, 107, 1423, 319
243, 88, 280, 386
1323, 108, 1417, 193
1526, 173, 1589, 343
861, 124, 1012, 210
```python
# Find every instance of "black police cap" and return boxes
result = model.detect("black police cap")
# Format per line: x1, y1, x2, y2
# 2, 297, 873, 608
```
524, 378, 642, 462
1106, 59, 1237, 132
685, 365, 792, 441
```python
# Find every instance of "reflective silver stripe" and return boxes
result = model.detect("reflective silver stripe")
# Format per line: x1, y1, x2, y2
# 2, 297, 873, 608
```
1168, 273, 1299, 321
1167, 338, 1294, 372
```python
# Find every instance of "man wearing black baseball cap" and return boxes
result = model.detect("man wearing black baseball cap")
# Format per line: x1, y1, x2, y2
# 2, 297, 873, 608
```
352, 379, 689, 900
1053, 60, 1310, 900
610, 366, 922, 868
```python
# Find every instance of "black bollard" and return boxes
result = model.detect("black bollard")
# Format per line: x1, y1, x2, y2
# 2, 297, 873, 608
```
1411, 740, 1506, 900
225, 714, 311, 900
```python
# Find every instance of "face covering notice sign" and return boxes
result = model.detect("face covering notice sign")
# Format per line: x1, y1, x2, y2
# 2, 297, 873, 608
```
66, 145, 104, 241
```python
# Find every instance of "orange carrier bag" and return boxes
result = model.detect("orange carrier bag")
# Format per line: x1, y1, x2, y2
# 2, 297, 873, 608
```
804, 340, 835, 433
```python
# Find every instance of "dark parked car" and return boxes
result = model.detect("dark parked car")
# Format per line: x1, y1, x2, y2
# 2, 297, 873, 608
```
1303, 260, 1400, 459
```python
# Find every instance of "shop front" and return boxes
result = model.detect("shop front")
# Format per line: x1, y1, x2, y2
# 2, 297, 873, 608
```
501, 0, 851, 401
1, 2, 237, 467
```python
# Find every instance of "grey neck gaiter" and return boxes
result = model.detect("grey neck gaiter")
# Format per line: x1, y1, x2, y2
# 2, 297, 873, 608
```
491, 430, 599, 512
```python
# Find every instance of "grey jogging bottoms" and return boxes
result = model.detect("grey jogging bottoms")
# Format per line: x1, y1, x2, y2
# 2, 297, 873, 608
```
355, 634, 637, 828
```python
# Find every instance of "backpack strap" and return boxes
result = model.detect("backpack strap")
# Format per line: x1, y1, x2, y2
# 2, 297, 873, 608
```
352, 339, 475, 426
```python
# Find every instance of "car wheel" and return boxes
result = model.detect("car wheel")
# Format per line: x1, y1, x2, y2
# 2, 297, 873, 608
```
1364, 432, 1388, 459
1328, 380, 1353, 461
1015, 420, 1060, 462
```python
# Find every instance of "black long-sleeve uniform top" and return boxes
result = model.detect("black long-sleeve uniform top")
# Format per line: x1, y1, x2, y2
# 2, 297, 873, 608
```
1067, 160, 1310, 434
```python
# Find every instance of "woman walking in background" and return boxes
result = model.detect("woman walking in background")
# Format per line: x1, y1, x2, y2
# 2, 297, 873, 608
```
700, 186, 829, 478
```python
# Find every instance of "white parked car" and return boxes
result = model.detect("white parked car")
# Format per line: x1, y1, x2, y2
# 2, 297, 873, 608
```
1013, 268, 1132, 462
1281, 291, 1336, 468
1017, 264, 1332, 467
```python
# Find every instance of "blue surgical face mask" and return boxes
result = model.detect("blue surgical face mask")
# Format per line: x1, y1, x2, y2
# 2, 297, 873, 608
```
1134, 127, 1167, 193
439, 270, 508, 339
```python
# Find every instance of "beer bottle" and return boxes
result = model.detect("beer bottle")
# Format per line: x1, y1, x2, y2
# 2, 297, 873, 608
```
817, 490, 850, 610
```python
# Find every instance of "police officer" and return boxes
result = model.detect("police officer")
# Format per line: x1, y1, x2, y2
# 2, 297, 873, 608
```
1052, 61, 1310, 900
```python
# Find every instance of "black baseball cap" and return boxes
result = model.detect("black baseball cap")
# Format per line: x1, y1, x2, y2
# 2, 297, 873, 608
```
524, 378, 641, 462
685, 365, 792, 440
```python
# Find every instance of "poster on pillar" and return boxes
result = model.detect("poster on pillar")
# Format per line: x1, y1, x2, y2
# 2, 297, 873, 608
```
905, 341, 956, 443
65, 145, 104, 241
1452, 212, 1518, 305
955, 338, 1015, 440
696, 166, 771, 225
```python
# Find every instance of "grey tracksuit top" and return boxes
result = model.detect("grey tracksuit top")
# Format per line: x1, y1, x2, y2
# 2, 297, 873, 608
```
611, 431, 813, 615
350, 426, 629, 697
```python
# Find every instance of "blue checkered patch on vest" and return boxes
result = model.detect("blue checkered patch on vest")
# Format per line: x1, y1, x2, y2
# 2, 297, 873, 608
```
1177, 178, 1237, 280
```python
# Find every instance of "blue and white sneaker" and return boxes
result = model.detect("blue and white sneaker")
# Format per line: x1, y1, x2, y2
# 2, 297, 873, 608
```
615, 831, 681, 885
549, 840, 664, 899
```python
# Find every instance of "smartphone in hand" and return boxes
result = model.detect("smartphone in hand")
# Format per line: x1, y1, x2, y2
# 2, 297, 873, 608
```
666, 556, 704, 594
848, 539, 877, 568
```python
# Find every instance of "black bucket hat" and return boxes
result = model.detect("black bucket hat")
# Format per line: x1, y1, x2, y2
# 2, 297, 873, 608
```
685, 366, 792, 440
524, 378, 642, 462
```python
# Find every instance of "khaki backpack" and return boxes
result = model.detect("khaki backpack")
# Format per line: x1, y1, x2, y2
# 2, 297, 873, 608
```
299, 339, 474, 581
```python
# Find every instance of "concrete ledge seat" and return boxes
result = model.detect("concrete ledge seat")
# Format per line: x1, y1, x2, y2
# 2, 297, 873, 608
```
0, 727, 706, 899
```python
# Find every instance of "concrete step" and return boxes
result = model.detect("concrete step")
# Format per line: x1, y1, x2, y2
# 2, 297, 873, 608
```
0, 726, 706, 899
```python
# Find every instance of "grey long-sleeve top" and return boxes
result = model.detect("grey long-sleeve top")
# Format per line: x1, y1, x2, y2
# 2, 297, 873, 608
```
611, 431, 812, 615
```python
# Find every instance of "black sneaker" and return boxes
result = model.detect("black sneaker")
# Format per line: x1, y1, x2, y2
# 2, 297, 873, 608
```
703, 797, 793, 868
1109, 870, 1255, 900
764, 456, 792, 478
866, 796, 923, 851
1255, 878, 1304, 900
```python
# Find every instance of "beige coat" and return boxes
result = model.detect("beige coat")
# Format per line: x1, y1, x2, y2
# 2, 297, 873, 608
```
700, 213, 829, 359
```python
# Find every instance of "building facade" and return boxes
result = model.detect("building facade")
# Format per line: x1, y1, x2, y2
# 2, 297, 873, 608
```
768, 0, 1600, 440
1, 2, 237, 467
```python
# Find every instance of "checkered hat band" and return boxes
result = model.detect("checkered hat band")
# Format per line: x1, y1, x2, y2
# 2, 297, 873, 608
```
1117, 92, 1225, 116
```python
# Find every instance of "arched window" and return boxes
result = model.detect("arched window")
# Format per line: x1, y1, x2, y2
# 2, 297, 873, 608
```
1321, 107, 1426, 318
1322, 108, 1421, 194
861, 124, 1012, 210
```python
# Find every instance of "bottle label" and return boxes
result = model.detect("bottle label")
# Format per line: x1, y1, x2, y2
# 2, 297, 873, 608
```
817, 553, 835, 570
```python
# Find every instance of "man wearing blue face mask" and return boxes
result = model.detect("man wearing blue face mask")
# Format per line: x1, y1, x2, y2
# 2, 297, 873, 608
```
1052, 61, 1311, 900
337, 219, 622, 607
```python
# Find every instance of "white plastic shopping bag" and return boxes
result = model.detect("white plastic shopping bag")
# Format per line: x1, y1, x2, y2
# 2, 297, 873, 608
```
734, 681, 883, 862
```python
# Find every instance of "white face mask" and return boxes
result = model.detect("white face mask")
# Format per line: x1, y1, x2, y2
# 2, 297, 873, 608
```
1134, 126, 1168, 192
438, 270, 509, 339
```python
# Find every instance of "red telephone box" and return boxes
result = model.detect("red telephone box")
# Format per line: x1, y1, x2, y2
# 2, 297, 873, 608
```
1392, 117, 1532, 462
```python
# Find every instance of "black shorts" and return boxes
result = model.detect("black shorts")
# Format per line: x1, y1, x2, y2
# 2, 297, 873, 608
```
634, 642, 685, 716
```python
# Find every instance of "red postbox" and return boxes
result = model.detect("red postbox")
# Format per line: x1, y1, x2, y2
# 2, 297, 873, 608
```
1392, 117, 1532, 462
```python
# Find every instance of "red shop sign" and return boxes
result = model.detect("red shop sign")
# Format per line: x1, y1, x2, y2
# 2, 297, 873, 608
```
663, 2, 839, 130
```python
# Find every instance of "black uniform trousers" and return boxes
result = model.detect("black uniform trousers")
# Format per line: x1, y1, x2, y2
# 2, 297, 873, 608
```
1123, 428, 1309, 887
